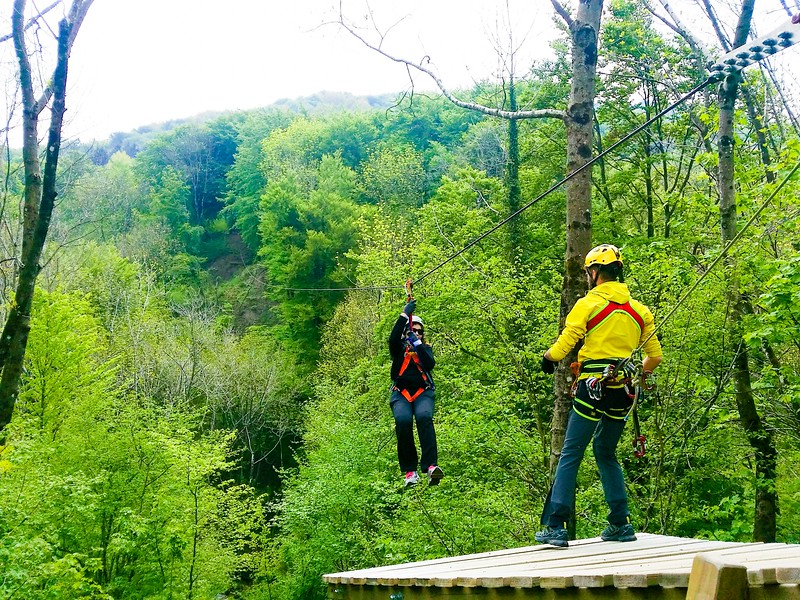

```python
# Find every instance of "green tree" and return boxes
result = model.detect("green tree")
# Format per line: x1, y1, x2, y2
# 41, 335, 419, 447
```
56, 151, 146, 242
135, 117, 240, 226
223, 109, 295, 252
1, 289, 268, 598
259, 154, 364, 362
360, 142, 426, 208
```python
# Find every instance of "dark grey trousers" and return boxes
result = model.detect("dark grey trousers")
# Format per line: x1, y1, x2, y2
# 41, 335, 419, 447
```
390, 389, 437, 473
543, 406, 630, 528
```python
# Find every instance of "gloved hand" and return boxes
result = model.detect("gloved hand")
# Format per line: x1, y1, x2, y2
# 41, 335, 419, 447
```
403, 299, 416, 317
407, 330, 423, 348
541, 355, 557, 374
586, 377, 604, 402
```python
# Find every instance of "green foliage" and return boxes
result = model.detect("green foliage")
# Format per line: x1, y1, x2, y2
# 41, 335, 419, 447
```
360, 142, 426, 208
56, 152, 145, 243
258, 154, 364, 363
9, 34, 800, 598
135, 116, 240, 226
259, 113, 379, 186
1, 289, 268, 598
224, 109, 296, 252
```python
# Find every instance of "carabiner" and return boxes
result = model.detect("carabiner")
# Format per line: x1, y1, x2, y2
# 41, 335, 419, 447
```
633, 434, 646, 458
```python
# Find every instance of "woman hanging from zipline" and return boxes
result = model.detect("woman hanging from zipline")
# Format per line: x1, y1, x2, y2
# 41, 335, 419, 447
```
537, 244, 663, 547
388, 295, 444, 488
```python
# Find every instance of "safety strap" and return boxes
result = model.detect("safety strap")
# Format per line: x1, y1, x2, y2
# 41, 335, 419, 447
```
574, 358, 629, 388
398, 349, 429, 382
396, 347, 430, 402
398, 387, 426, 403
586, 301, 645, 334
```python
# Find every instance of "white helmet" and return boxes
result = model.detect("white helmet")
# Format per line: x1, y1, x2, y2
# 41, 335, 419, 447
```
411, 315, 424, 327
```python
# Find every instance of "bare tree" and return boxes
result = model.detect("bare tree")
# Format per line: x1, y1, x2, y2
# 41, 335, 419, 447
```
653, 0, 782, 544
716, 0, 778, 544
0, 0, 94, 438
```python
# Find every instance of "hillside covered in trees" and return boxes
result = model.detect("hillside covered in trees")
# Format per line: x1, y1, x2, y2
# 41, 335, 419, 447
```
2, 1, 800, 598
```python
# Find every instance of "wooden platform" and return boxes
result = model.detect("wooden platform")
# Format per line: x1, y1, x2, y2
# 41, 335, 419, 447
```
324, 533, 800, 599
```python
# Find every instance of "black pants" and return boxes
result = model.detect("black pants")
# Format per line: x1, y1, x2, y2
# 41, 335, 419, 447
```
390, 388, 437, 473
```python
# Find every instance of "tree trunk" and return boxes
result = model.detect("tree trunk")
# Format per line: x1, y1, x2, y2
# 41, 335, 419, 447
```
507, 78, 521, 256
0, 0, 92, 437
716, 1, 777, 542
549, 0, 602, 477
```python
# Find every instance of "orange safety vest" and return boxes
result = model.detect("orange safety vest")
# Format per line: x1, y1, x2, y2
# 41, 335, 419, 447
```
395, 347, 430, 402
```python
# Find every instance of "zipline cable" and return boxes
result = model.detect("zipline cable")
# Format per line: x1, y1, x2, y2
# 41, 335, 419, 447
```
411, 16, 800, 290
276, 77, 715, 294
636, 156, 800, 352
269, 15, 800, 294
277, 284, 403, 292
410, 77, 716, 285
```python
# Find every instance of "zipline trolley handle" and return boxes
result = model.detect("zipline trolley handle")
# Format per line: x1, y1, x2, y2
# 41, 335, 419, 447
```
404, 279, 414, 302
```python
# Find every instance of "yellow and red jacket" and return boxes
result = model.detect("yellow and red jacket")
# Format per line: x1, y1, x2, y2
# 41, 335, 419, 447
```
547, 281, 662, 373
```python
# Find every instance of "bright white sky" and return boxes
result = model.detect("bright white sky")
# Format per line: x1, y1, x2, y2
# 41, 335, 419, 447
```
2, 0, 799, 143
60, 0, 556, 141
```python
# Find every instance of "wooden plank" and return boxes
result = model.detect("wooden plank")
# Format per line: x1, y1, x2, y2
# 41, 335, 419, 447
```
374, 537, 729, 578
327, 582, 691, 599
328, 537, 753, 589
323, 534, 680, 582
471, 540, 762, 588
685, 552, 749, 600
324, 534, 800, 595
417, 544, 715, 589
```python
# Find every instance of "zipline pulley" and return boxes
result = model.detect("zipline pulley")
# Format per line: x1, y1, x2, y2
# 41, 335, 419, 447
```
405, 279, 414, 302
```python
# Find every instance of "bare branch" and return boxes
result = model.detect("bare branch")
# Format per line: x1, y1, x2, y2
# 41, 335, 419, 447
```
337, 9, 566, 123
550, 0, 573, 30
648, 0, 713, 62
66, 0, 94, 48
0, 0, 60, 44
700, 0, 733, 52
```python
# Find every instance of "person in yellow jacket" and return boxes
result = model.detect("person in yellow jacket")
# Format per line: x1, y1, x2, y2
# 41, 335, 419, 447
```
535, 244, 663, 548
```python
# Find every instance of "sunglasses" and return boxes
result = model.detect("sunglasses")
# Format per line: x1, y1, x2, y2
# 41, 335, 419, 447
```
412, 327, 424, 334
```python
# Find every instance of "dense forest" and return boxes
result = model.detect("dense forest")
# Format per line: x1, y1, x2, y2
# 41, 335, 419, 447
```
2, 0, 800, 598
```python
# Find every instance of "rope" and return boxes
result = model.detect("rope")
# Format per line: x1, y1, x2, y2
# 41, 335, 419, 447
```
411, 77, 715, 285
411, 485, 460, 555
636, 156, 800, 352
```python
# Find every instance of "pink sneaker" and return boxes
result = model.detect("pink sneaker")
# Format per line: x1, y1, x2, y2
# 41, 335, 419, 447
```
427, 465, 444, 485
404, 471, 420, 487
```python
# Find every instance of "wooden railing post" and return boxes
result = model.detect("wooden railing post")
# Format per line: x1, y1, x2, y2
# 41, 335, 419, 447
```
686, 552, 749, 600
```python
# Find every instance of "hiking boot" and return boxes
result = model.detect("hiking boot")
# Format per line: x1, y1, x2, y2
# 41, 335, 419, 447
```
601, 523, 637, 542
534, 526, 569, 548
427, 465, 444, 486
404, 471, 420, 487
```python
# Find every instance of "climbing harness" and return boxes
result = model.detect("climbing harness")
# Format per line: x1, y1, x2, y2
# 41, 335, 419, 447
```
394, 349, 431, 402
569, 355, 651, 457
